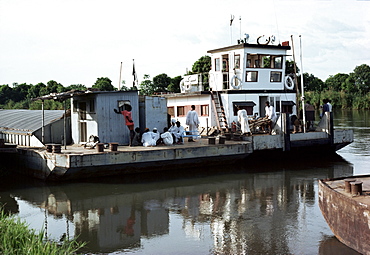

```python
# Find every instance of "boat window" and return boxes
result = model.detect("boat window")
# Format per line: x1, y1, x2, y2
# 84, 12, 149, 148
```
215, 58, 220, 71
272, 56, 282, 69
270, 71, 282, 82
201, 105, 209, 116
223, 74, 229, 89
167, 106, 174, 117
78, 102, 86, 120
245, 71, 258, 82
246, 54, 283, 69
263, 56, 271, 68
222, 55, 229, 72
73, 100, 78, 112
177, 106, 185, 116
89, 99, 95, 113
234, 54, 240, 69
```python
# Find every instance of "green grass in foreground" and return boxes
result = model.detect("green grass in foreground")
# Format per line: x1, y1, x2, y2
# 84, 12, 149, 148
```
0, 211, 85, 255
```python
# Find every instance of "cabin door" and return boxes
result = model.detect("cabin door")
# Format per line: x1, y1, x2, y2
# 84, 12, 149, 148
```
259, 96, 268, 117
222, 54, 229, 89
78, 102, 87, 143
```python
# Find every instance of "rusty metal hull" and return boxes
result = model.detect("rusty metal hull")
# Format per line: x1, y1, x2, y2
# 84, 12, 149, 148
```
319, 176, 370, 255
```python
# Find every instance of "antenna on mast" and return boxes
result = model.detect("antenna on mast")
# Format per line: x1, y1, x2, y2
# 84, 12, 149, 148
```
230, 14, 235, 44
118, 62, 122, 90
239, 16, 241, 41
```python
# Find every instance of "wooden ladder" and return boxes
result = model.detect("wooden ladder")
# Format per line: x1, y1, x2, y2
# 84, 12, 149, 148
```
211, 91, 229, 133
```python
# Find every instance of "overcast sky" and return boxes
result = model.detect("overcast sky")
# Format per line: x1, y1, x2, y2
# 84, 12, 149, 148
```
1, 0, 369, 89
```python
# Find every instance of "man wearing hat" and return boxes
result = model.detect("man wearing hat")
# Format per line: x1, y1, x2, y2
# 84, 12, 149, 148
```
151, 127, 160, 144
114, 103, 134, 146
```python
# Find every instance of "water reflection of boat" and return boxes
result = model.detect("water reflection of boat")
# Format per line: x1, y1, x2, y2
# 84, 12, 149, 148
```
319, 235, 360, 255
5, 158, 353, 254
319, 175, 370, 255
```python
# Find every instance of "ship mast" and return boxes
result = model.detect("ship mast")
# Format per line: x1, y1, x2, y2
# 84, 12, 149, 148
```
299, 35, 306, 133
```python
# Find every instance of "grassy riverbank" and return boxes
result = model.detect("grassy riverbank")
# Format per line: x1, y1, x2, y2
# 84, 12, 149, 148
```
0, 211, 84, 255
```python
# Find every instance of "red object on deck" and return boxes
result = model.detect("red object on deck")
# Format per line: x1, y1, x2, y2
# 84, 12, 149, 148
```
282, 41, 289, 46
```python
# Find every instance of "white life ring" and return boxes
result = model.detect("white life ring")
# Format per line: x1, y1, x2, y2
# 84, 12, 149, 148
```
230, 75, 242, 89
284, 76, 294, 90
180, 79, 185, 92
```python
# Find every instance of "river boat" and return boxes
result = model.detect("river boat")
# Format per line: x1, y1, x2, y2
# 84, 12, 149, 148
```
163, 35, 297, 135
318, 175, 370, 255
0, 35, 354, 181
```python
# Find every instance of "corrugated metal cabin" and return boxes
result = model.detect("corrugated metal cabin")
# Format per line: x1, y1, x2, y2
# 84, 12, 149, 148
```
71, 91, 168, 145
0, 109, 70, 147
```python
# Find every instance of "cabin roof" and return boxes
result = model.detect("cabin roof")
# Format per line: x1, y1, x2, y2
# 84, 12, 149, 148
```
0, 109, 65, 133
207, 43, 291, 53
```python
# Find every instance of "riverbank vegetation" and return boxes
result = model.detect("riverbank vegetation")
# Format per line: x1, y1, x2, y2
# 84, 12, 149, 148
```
0, 210, 84, 254
0, 56, 369, 109
301, 64, 370, 110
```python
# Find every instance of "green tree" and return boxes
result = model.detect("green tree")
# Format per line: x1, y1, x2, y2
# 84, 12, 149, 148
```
28, 82, 46, 98
168, 76, 182, 93
325, 73, 349, 91
45, 80, 65, 94
189, 55, 211, 90
351, 64, 370, 94
92, 77, 115, 91
342, 75, 358, 94
66, 84, 87, 91
300, 73, 325, 92
139, 74, 154, 95
191, 55, 211, 73
285, 60, 299, 75
153, 73, 171, 93
0, 85, 13, 105
12, 83, 31, 102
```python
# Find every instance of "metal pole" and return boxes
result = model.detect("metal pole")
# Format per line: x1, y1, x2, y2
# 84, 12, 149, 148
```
64, 100, 67, 150
42, 100, 45, 144
119, 61, 122, 90
291, 35, 300, 118
299, 35, 306, 133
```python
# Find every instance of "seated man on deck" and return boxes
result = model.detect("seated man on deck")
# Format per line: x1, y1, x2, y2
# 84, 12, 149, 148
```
160, 127, 173, 145
169, 119, 179, 144
173, 121, 185, 144
141, 128, 156, 147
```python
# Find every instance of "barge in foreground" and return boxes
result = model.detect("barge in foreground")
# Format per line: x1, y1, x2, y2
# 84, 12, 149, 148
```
319, 175, 370, 255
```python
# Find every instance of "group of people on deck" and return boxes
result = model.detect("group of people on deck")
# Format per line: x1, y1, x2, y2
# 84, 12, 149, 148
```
237, 101, 277, 135
115, 104, 200, 147
116, 101, 296, 146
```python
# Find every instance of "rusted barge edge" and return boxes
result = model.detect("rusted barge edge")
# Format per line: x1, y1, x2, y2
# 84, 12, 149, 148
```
318, 175, 370, 255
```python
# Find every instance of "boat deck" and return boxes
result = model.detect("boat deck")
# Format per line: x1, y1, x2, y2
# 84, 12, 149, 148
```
19, 137, 251, 155
322, 176, 370, 205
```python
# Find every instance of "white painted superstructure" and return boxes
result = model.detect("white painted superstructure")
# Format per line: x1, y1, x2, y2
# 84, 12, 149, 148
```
165, 39, 297, 132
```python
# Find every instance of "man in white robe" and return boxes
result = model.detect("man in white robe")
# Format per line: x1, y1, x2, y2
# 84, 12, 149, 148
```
237, 106, 251, 135
141, 128, 156, 147
265, 101, 277, 134
185, 105, 200, 142
160, 127, 173, 145
173, 121, 185, 144
151, 128, 160, 143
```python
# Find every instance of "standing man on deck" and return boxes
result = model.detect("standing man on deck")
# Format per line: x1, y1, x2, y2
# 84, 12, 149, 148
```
265, 101, 277, 135
237, 106, 251, 136
185, 105, 200, 142
114, 104, 135, 146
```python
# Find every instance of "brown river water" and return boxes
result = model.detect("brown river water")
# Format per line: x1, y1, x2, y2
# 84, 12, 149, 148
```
0, 109, 369, 255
